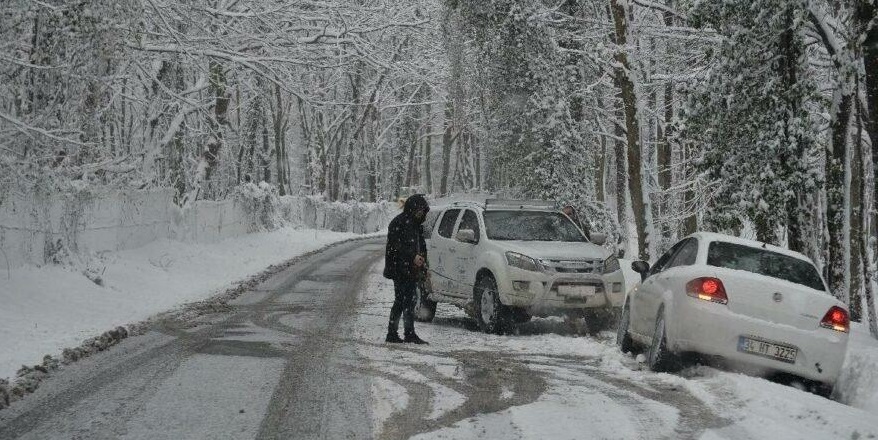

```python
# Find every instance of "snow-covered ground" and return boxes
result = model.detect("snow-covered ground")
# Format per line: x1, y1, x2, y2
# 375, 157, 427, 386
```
0, 227, 368, 381
837, 323, 878, 412
353, 261, 878, 439
4, 232, 876, 438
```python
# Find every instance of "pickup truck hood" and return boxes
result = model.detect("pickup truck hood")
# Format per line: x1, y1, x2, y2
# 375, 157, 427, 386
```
498, 240, 609, 261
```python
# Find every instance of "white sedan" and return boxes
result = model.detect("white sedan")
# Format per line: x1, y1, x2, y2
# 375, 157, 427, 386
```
616, 232, 849, 396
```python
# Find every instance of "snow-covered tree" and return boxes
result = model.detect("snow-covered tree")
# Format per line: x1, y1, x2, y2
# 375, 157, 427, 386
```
681, 0, 821, 250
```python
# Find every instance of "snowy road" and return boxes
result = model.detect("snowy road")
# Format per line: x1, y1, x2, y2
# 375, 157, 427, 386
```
1, 239, 876, 439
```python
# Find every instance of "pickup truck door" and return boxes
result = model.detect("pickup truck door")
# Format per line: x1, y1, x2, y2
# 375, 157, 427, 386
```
429, 209, 462, 298
450, 209, 481, 298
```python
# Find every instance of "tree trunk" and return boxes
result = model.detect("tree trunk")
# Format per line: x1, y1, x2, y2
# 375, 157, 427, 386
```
658, 2, 675, 244
259, 96, 271, 184
779, 6, 806, 253
273, 84, 287, 196
296, 97, 313, 192
857, 92, 878, 337
851, 106, 864, 321
857, 0, 878, 336
597, 132, 606, 203
657, 81, 672, 244
681, 139, 698, 235
819, 27, 854, 299
440, 101, 454, 196
245, 98, 260, 183
367, 157, 377, 202
169, 63, 186, 204
424, 102, 433, 194
203, 60, 228, 199
614, 107, 628, 248
825, 91, 849, 297
474, 138, 481, 190
405, 136, 418, 190
857, 1, 878, 149
611, 0, 648, 260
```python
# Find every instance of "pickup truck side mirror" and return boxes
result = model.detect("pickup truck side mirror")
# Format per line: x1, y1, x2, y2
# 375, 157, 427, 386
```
590, 232, 607, 246
631, 260, 650, 281
456, 229, 477, 244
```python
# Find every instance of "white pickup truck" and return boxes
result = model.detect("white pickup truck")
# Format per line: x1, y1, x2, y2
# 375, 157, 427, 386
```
414, 199, 626, 334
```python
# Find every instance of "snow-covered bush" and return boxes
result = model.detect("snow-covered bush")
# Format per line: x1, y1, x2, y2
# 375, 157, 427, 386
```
233, 182, 285, 232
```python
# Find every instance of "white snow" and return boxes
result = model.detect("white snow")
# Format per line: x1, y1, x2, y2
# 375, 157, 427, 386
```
354, 259, 878, 439
685, 366, 878, 440
0, 227, 365, 381
370, 376, 410, 436
836, 323, 878, 413
4, 232, 877, 438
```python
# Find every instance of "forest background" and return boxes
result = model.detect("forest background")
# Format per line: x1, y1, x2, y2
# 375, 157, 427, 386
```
2, 0, 877, 333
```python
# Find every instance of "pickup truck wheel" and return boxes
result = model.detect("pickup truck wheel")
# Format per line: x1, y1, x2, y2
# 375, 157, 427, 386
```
583, 309, 612, 335
616, 302, 636, 354
474, 275, 509, 334
563, 312, 588, 336
414, 279, 436, 322
510, 307, 532, 324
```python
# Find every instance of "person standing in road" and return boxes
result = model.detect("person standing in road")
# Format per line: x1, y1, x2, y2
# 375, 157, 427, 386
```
383, 194, 430, 344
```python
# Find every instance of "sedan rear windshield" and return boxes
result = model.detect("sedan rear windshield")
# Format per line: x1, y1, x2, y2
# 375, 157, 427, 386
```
483, 210, 586, 242
707, 242, 826, 292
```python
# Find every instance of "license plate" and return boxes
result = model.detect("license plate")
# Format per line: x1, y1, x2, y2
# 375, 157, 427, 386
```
737, 336, 798, 364
557, 285, 596, 297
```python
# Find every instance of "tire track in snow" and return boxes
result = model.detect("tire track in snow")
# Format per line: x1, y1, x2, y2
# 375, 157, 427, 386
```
362, 347, 548, 440
520, 353, 732, 439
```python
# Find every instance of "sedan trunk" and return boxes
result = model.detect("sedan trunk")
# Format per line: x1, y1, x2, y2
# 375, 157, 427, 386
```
709, 269, 838, 331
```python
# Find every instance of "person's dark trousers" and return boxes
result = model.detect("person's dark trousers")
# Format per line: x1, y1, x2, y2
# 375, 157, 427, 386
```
388, 278, 416, 336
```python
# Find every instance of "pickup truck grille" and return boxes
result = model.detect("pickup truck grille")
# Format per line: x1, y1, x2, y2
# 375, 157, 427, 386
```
543, 259, 603, 274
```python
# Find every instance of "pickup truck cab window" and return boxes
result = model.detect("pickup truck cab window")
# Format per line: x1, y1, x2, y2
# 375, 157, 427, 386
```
437, 209, 461, 239
483, 210, 585, 242
458, 210, 481, 244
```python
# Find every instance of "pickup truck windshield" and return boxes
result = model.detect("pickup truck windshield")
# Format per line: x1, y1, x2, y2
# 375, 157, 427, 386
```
483, 210, 586, 242
707, 241, 826, 292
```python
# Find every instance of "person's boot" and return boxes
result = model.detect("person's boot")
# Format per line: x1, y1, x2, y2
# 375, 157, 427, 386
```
385, 331, 404, 343
403, 332, 428, 345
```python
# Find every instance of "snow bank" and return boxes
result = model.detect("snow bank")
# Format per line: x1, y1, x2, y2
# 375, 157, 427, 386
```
836, 323, 878, 413
0, 227, 366, 382
0, 183, 397, 385
279, 195, 394, 234
0, 185, 395, 269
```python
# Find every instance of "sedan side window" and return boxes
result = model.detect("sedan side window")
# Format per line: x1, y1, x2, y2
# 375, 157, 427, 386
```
665, 238, 698, 269
437, 209, 461, 239
648, 240, 686, 277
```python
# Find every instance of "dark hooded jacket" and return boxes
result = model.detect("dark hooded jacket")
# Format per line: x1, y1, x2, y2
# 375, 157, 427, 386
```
383, 195, 429, 281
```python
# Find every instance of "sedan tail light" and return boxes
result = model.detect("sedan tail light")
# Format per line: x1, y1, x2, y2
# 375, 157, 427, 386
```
686, 277, 728, 305
820, 306, 849, 333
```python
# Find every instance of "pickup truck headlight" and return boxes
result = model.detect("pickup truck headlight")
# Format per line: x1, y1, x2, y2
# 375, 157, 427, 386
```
603, 255, 620, 274
505, 252, 543, 272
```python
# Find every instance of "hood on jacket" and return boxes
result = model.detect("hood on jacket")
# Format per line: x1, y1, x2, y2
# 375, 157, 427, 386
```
403, 194, 430, 217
